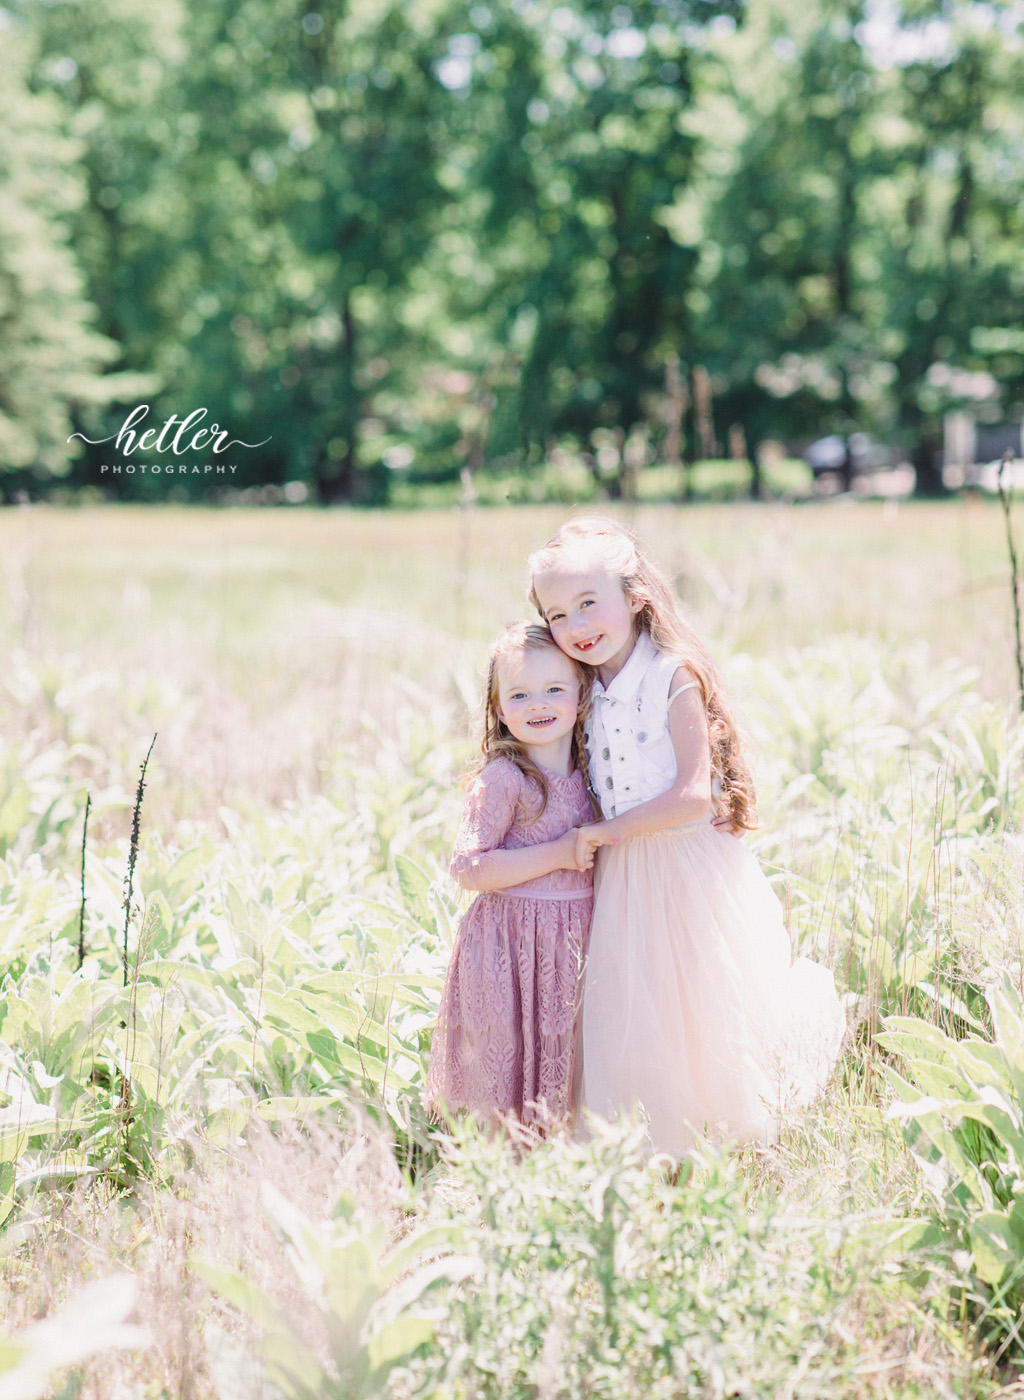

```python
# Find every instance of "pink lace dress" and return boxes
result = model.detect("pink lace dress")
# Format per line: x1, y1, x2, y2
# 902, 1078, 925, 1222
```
426, 757, 594, 1127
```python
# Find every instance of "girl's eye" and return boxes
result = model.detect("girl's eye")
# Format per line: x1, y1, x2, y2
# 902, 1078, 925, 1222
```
580, 599, 593, 609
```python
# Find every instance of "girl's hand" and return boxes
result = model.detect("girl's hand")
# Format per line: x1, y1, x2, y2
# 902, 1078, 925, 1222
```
553, 828, 585, 871
574, 822, 617, 870
712, 811, 744, 839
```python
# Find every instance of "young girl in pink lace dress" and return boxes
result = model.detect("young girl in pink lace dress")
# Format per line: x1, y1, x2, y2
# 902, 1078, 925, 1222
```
529, 518, 846, 1158
427, 623, 595, 1130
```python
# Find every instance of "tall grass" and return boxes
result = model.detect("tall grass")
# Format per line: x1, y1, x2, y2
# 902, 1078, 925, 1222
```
0, 501, 1021, 1397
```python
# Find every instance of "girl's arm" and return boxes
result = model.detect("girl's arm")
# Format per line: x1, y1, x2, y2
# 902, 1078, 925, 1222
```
574, 669, 711, 866
450, 760, 586, 892
452, 828, 583, 892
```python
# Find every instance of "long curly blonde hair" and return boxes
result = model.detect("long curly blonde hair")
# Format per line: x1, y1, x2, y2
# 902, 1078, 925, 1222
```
527, 517, 758, 832
478, 622, 595, 822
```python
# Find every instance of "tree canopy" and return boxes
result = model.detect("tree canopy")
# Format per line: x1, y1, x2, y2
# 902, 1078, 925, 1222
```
2, 0, 1022, 500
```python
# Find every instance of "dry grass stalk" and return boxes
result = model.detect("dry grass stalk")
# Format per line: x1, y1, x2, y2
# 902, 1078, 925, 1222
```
996, 449, 1024, 710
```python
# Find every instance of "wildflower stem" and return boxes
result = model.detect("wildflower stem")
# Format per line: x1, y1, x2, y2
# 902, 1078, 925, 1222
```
123, 734, 157, 987
996, 450, 1024, 712
77, 794, 90, 971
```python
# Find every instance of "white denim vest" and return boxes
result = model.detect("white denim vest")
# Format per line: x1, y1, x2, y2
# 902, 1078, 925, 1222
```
585, 632, 684, 820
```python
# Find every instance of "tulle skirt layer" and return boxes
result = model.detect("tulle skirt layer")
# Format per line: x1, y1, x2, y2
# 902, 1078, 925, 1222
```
427, 891, 592, 1127
580, 823, 845, 1157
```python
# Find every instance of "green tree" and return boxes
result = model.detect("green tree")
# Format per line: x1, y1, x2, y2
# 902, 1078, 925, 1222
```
879, 1, 1024, 493
687, 0, 1024, 496
433, 0, 739, 490
171, 0, 457, 502
0, 27, 128, 495
686, 0, 896, 493
20, 0, 456, 502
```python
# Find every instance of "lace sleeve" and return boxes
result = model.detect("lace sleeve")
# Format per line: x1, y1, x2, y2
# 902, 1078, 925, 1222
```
449, 760, 521, 883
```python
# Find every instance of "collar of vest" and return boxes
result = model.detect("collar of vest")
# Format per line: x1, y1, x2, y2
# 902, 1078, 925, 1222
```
592, 630, 658, 706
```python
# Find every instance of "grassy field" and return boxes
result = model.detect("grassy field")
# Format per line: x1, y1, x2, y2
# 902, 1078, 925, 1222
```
0, 497, 1015, 820
1, 499, 1023, 1399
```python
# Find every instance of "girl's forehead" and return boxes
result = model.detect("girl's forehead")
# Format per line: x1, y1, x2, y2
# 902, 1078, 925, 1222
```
533, 566, 622, 603
497, 647, 577, 687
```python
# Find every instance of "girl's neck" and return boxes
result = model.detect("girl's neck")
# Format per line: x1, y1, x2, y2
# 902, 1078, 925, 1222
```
597, 628, 641, 687
522, 736, 575, 779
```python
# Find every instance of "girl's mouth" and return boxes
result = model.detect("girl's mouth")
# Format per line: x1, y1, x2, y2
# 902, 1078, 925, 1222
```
527, 716, 555, 728
574, 637, 601, 652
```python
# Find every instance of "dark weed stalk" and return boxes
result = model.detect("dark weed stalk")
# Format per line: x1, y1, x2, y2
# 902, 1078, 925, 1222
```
77, 794, 90, 971
996, 449, 1024, 711
116, 734, 156, 1188
123, 735, 157, 988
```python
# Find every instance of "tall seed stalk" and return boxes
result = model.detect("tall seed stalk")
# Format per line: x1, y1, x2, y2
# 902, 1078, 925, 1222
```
997, 449, 1024, 712
123, 735, 157, 987
77, 794, 90, 970
116, 734, 156, 1184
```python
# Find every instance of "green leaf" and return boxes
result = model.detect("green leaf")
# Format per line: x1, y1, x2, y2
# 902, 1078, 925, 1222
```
190, 1261, 284, 1334
395, 855, 432, 924
260, 990, 326, 1035
0, 1131, 28, 1165
251, 1096, 336, 1122
0, 1161, 16, 1228
366, 1314, 434, 1374
0, 1340, 29, 1373
969, 1213, 1022, 1288
139, 959, 224, 993
853, 1215, 947, 1256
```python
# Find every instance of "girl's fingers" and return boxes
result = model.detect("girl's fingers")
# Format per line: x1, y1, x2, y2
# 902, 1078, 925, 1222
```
575, 828, 597, 867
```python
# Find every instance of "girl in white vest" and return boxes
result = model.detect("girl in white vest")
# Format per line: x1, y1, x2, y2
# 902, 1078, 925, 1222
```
528, 517, 845, 1157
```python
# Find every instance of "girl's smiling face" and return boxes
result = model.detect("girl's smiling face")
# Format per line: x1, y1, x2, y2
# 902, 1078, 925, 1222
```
495, 647, 580, 772
532, 568, 641, 682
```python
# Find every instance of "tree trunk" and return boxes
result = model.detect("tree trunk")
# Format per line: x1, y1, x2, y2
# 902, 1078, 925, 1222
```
840, 439, 854, 494
912, 434, 948, 498
662, 353, 686, 469
746, 434, 763, 501
314, 293, 358, 504
693, 366, 716, 460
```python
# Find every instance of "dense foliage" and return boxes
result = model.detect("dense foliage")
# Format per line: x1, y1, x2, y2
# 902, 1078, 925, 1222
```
2, 0, 1023, 501
2, 502, 1024, 1395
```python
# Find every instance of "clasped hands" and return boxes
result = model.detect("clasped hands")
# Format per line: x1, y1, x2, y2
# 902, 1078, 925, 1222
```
571, 822, 612, 870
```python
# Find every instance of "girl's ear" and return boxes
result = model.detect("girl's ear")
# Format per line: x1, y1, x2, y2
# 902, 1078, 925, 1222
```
628, 591, 644, 614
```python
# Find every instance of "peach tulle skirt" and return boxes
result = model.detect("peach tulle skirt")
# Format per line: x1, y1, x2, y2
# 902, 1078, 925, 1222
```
579, 818, 846, 1157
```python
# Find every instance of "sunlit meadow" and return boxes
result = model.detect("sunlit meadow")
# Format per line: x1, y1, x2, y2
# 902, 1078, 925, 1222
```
1, 498, 1023, 1399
